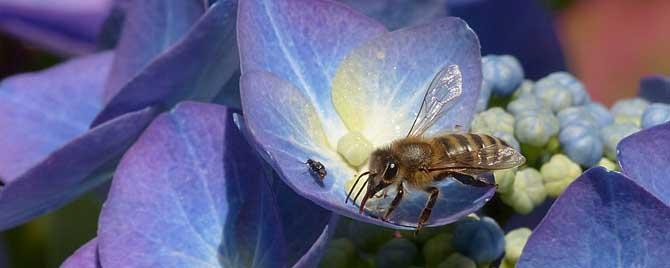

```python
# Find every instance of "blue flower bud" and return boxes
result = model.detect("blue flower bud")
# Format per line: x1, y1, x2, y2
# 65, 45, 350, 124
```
471, 107, 515, 135
584, 102, 614, 127
374, 238, 418, 268
611, 97, 649, 117
557, 106, 599, 129
453, 216, 505, 263
506, 95, 549, 117
543, 72, 589, 105
482, 55, 524, 96
476, 79, 493, 112
641, 103, 670, 129
514, 110, 560, 147
559, 124, 603, 167
533, 72, 587, 111
601, 123, 640, 159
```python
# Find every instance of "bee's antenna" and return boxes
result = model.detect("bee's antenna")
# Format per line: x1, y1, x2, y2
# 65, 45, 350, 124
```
346, 171, 369, 203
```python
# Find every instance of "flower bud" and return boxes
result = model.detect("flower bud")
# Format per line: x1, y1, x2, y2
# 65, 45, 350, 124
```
514, 110, 559, 147
504, 228, 532, 262
506, 95, 549, 116
482, 55, 524, 96
438, 253, 476, 268
374, 238, 418, 268
540, 154, 582, 197
501, 168, 547, 214
453, 217, 505, 263
641, 103, 670, 129
601, 123, 640, 160
423, 233, 455, 268
494, 168, 517, 195
557, 106, 598, 129
512, 80, 535, 99
584, 102, 614, 127
559, 124, 603, 167
597, 157, 619, 171
476, 79, 493, 112
471, 107, 515, 135
320, 238, 356, 268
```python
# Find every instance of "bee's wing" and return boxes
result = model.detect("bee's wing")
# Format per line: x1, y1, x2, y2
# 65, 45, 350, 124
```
407, 64, 463, 137
430, 144, 526, 171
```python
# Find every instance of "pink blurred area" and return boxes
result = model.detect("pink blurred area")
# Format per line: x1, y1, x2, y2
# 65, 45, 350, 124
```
558, 0, 670, 105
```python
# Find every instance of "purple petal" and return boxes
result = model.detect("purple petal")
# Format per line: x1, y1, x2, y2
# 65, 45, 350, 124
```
0, 51, 158, 229
242, 71, 494, 228
238, 0, 387, 141
0, 52, 110, 180
0, 0, 111, 55
339, 0, 448, 30
62, 238, 101, 268
518, 167, 670, 268
449, 0, 566, 79
0, 107, 156, 230
639, 75, 670, 104
98, 102, 334, 267
102, 0, 204, 102
618, 122, 670, 205
93, 1, 238, 126
331, 17, 482, 143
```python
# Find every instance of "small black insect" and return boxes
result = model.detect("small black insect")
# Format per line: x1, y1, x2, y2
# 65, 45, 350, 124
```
306, 159, 327, 180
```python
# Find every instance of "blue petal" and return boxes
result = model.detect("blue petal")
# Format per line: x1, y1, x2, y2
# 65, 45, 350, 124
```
0, 0, 109, 54
518, 167, 670, 268
618, 122, 670, 205
242, 71, 494, 228
98, 102, 334, 267
93, 1, 238, 126
331, 17, 483, 144
449, 0, 566, 79
238, 0, 388, 142
0, 52, 109, 179
338, 0, 448, 30
0, 52, 158, 230
62, 238, 100, 268
639, 75, 670, 104
102, 0, 204, 102
0, 107, 156, 230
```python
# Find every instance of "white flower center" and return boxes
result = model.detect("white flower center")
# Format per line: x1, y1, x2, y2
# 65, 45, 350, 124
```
336, 131, 373, 167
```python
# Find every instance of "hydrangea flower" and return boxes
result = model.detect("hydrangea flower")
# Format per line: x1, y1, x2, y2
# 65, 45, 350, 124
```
0, 0, 112, 55
641, 103, 670, 128
239, 0, 493, 227
0, 0, 238, 230
482, 55, 524, 96
62, 103, 336, 268
518, 122, 670, 267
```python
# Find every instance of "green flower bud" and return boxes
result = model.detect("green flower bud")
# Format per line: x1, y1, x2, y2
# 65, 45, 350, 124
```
512, 80, 535, 99
598, 157, 619, 171
540, 154, 582, 197
423, 233, 455, 268
320, 238, 357, 268
504, 228, 532, 262
471, 107, 515, 135
499, 258, 516, 268
501, 168, 547, 214
614, 114, 641, 128
438, 253, 477, 268
494, 168, 517, 195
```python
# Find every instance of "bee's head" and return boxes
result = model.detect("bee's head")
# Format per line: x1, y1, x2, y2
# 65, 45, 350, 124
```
357, 149, 398, 213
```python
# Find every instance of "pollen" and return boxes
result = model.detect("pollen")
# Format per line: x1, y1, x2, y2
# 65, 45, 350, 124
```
337, 131, 373, 167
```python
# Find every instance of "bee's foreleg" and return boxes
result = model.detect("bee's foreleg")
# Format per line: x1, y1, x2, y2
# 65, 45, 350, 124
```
416, 187, 439, 235
382, 183, 404, 221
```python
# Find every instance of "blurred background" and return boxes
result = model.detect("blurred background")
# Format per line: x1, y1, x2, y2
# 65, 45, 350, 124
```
1, 0, 668, 267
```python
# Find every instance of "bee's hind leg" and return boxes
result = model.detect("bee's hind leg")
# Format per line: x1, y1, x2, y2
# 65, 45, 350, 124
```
382, 183, 404, 222
451, 172, 494, 187
416, 187, 439, 235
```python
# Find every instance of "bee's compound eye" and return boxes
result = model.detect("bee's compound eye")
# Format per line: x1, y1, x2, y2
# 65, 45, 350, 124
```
384, 162, 398, 180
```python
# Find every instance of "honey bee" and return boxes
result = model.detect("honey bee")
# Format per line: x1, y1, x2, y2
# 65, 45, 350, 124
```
345, 64, 525, 232
306, 158, 327, 180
